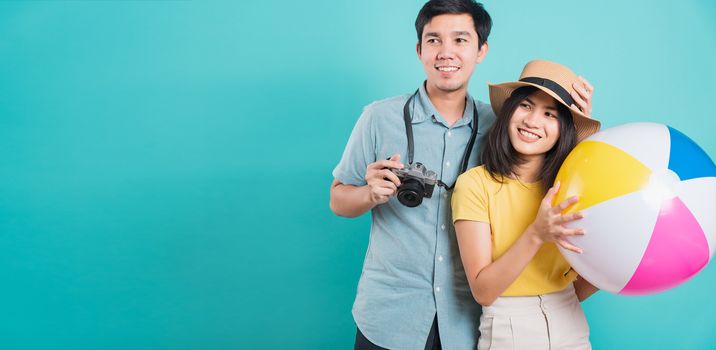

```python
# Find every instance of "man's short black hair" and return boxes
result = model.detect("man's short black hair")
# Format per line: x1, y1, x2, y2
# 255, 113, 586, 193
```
415, 0, 492, 49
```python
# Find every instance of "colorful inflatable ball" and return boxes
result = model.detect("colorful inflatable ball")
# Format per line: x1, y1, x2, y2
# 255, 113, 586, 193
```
554, 122, 716, 295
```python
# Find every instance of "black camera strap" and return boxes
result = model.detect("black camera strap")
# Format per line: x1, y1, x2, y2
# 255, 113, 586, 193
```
402, 89, 480, 191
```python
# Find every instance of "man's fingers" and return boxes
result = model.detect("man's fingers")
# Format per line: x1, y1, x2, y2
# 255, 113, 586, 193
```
372, 185, 397, 197
368, 159, 404, 171
371, 193, 391, 204
378, 169, 401, 186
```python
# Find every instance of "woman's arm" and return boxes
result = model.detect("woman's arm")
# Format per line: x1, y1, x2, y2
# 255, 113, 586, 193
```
455, 220, 544, 306
455, 182, 586, 306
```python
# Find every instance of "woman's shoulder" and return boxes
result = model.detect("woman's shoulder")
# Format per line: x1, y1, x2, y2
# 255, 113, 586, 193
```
456, 165, 500, 191
463, 165, 498, 183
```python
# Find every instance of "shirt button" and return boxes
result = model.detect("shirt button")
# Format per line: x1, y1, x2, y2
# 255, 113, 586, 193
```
447, 131, 452, 137
446, 161, 451, 167
441, 224, 446, 230
435, 286, 441, 293
438, 255, 443, 262
443, 193, 448, 199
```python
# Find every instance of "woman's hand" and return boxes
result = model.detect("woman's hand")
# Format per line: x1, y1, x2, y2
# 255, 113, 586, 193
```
528, 181, 586, 253
571, 76, 594, 117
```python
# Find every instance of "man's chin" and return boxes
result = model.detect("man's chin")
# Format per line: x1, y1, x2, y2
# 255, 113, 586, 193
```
434, 82, 465, 93
424, 76, 469, 94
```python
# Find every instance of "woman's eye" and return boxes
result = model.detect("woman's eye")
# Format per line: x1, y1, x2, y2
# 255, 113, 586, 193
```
520, 103, 531, 110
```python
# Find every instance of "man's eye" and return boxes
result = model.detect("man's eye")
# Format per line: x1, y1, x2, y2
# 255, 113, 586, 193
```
456, 38, 468, 43
427, 38, 438, 44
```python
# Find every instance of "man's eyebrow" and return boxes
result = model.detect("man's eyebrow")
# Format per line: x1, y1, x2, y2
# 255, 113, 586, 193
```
453, 31, 472, 37
424, 32, 440, 38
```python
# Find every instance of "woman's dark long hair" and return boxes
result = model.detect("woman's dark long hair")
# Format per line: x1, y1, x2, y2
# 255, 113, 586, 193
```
481, 86, 577, 191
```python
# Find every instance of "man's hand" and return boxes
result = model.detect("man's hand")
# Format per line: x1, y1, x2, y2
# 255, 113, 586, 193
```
365, 154, 403, 205
571, 76, 594, 117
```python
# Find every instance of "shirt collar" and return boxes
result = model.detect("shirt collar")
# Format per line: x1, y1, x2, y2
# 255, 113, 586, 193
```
411, 81, 476, 128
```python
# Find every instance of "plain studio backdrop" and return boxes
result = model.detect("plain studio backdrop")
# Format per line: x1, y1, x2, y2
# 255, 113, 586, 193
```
1, 1, 714, 349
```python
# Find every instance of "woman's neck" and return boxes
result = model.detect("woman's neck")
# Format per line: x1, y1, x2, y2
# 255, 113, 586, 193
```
512, 155, 544, 184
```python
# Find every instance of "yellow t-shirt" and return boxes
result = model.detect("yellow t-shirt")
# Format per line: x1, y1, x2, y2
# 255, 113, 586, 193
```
452, 165, 577, 296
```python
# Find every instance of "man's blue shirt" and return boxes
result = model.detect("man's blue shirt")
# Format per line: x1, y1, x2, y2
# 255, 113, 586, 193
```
333, 83, 496, 350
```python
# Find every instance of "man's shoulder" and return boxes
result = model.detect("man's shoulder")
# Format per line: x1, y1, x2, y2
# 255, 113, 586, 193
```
473, 98, 496, 121
355, 93, 412, 129
363, 93, 411, 114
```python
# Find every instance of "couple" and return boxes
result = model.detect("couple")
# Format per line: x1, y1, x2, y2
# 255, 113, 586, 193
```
330, 1, 601, 349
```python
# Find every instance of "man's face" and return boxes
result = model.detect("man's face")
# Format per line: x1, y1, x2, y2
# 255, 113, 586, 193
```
417, 14, 488, 94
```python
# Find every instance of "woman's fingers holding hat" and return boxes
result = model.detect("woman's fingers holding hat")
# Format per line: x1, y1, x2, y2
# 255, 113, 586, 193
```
570, 89, 592, 117
572, 76, 593, 98
578, 76, 594, 94
571, 76, 593, 117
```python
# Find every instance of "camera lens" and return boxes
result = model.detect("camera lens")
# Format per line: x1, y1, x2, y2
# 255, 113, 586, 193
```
397, 180, 424, 207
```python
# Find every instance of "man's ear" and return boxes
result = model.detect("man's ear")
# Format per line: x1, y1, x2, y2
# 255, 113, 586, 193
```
476, 41, 489, 64
416, 41, 422, 57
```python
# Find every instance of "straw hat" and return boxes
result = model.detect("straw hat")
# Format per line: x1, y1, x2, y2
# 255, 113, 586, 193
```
488, 60, 601, 141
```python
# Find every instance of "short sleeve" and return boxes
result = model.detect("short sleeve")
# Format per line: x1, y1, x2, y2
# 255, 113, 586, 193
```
332, 105, 376, 186
452, 169, 490, 223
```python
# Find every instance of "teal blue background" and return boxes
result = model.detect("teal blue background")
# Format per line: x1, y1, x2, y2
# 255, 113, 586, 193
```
1, 0, 715, 348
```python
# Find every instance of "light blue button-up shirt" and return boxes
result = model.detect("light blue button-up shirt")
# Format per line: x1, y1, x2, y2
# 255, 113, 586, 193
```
333, 83, 496, 350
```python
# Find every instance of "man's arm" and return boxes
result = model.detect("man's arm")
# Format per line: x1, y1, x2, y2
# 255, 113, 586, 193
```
330, 155, 403, 218
329, 180, 375, 218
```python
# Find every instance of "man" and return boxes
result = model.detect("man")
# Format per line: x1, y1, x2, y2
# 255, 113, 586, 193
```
330, 1, 594, 349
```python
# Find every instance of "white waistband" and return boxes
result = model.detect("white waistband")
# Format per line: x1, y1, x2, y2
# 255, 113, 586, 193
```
481, 284, 578, 317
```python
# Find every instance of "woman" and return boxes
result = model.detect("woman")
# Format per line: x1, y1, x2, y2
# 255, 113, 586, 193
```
452, 60, 601, 349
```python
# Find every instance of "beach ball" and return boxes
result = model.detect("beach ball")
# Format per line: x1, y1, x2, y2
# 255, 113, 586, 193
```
553, 122, 716, 295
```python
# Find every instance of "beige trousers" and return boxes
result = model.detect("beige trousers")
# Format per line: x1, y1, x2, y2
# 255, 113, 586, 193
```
477, 284, 591, 350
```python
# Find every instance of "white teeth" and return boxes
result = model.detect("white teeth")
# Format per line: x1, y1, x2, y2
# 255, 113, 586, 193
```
519, 129, 540, 139
437, 66, 459, 72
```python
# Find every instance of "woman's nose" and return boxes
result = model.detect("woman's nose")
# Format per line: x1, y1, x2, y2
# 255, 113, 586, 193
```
522, 111, 541, 127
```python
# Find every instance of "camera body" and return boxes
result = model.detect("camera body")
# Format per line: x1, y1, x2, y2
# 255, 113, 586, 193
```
391, 162, 438, 207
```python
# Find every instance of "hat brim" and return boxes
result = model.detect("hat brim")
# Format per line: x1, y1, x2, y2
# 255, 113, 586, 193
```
488, 81, 601, 142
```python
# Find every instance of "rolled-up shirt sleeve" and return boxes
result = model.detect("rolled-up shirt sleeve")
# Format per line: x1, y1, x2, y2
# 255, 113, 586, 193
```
332, 105, 377, 186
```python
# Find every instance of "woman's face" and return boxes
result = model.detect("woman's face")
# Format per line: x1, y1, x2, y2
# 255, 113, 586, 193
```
508, 89, 562, 160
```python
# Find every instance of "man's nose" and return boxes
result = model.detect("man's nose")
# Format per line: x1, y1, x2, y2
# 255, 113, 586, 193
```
437, 43, 456, 60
